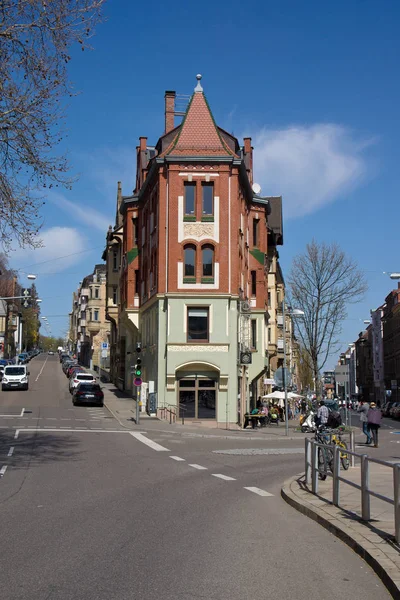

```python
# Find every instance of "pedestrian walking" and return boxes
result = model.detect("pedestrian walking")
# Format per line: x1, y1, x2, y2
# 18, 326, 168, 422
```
358, 400, 372, 444
367, 402, 382, 448
316, 400, 329, 427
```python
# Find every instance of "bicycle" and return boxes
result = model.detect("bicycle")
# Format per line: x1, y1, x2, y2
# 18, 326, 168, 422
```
330, 426, 350, 470
314, 426, 334, 481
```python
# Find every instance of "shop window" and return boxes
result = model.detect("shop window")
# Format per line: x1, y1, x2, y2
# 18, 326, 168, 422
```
187, 307, 209, 342
202, 245, 214, 278
184, 245, 196, 277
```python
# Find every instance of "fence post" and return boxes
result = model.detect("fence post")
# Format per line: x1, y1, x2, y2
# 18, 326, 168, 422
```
361, 454, 370, 521
305, 438, 311, 485
393, 464, 400, 544
311, 441, 319, 494
333, 444, 340, 506
350, 430, 355, 468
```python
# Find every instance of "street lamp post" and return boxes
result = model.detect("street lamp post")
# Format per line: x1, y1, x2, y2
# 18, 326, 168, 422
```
282, 302, 304, 437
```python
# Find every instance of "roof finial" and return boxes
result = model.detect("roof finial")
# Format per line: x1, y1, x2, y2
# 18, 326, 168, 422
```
195, 73, 203, 93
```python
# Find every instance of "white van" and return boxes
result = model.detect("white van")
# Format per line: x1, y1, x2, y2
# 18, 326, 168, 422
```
1, 365, 30, 391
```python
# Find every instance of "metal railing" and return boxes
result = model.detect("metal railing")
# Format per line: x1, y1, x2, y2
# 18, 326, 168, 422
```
305, 437, 400, 543
159, 403, 187, 425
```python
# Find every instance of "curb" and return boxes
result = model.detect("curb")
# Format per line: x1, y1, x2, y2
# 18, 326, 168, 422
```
281, 474, 399, 599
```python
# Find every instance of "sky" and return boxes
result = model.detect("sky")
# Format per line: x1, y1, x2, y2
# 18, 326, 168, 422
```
8, 0, 400, 367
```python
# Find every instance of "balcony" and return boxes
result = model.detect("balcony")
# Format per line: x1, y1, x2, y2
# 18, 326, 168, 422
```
87, 320, 100, 333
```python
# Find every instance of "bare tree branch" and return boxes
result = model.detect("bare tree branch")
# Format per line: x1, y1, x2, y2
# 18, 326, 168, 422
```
0, 0, 106, 252
288, 240, 367, 397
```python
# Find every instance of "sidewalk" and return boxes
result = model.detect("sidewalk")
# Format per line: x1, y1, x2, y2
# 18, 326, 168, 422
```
99, 380, 305, 439
282, 468, 400, 598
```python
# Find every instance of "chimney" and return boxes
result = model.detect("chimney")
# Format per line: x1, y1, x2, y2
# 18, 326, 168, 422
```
243, 137, 253, 185
165, 90, 176, 133
139, 136, 147, 151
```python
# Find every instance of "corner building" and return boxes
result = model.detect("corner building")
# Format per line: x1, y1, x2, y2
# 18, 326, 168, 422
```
120, 76, 282, 427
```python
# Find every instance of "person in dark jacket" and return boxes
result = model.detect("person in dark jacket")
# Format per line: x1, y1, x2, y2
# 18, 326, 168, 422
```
367, 402, 382, 448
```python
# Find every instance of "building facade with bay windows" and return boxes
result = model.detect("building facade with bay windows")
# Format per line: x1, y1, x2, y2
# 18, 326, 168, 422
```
111, 75, 284, 427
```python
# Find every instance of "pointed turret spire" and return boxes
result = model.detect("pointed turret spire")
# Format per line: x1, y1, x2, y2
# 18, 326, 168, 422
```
194, 73, 203, 93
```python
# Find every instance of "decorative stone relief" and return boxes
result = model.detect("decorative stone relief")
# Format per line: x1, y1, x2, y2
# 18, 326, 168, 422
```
184, 223, 214, 238
168, 345, 229, 352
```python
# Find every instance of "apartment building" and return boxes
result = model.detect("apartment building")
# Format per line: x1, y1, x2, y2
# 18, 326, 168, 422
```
69, 265, 110, 372
383, 284, 400, 403
110, 75, 287, 427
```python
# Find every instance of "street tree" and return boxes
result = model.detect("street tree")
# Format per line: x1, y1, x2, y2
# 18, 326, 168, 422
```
288, 240, 367, 398
297, 346, 314, 393
0, 253, 17, 297
0, 0, 106, 251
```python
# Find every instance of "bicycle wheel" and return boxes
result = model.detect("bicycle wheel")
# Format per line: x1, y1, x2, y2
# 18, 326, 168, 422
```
318, 447, 327, 480
338, 441, 349, 470
325, 446, 334, 473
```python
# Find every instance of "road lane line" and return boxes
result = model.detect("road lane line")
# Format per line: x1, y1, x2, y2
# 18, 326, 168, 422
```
170, 456, 185, 461
244, 487, 274, 497
0, 466, 8, 477
14, 430, 19, 439
188, 464, 208, 470
20, 408, 25, 417
129, 432, 170, 451
15, 428, 132, 434
35, 355, 49, 382
212, 474, 236, 481
7, 447, 14, 457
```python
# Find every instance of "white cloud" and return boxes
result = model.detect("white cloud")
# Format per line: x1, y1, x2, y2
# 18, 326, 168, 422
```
11, 227, 87, 274
77, 146, 136, 203
251, 124, 372, 218
48, 191, 112, 233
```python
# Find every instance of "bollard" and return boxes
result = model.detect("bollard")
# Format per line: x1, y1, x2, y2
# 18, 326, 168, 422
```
350, 430, 355, 468
361, 454, 370, 521
311, 441, 319, 494
305, 438, 311, 486
333, 444, 340, 506
394, 464, 400, 544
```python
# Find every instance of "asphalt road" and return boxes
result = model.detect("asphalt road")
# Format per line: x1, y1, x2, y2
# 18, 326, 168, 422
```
0, 355, 391, 599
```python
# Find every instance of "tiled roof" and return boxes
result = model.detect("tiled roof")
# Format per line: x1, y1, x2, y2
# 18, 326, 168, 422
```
163, 91, 236, 157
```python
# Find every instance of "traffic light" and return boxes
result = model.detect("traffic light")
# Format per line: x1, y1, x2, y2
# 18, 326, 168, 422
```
133, 342, 142, 387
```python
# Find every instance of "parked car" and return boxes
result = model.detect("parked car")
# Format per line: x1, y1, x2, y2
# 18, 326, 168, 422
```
389, 402, 400, 419
62, 360, 77, 375
48, 350, 55, 355
67, 365, 84, 378
392, 404, 400, 420
72, 383, 104, 406
60, 353, 70, 363
17, 353, 29, 364
1, 365, 30, 391
0, 365, 5, 381
69, 372, 97, 393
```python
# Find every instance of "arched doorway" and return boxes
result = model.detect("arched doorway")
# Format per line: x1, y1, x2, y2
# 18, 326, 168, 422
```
176, 363, 219, 420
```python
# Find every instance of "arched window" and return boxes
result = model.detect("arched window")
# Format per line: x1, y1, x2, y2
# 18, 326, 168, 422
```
202, 245, 214, 277
184, 245, 196, 277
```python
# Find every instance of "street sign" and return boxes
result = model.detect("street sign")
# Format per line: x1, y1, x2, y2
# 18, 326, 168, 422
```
134, 377, 142, 387
274, 367, 291, 387
101, 342, 109, 349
